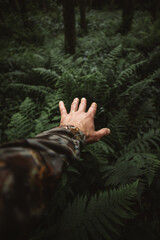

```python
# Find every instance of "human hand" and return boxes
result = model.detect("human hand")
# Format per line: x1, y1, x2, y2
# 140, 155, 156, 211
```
59, 98, 110, 144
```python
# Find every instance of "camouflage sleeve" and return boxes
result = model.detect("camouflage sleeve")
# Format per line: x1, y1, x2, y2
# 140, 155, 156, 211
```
0, 125, 85, 240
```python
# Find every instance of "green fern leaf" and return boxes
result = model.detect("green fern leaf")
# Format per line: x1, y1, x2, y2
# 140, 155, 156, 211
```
8, 84, 52, 96
57, 182, 138, 240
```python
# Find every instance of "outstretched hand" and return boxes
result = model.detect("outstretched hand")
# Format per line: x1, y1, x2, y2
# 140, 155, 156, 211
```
59, 98, 110, 144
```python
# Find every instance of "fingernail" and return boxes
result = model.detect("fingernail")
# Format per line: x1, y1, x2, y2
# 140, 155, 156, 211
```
82, 97, 86, 100
107, 128, 111, 134
92, 102, 97, 107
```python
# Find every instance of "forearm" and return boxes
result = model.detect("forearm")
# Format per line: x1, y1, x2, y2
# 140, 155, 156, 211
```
0, 97, 110, 240
0, 126, 85, 240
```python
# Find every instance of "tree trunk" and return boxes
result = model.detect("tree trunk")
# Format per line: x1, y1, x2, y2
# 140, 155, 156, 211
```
38, 0, 48, 12
19, 1, 29, 28
121, 0, 134, 34
8, 0, 19, 12
92, 0, 106, 9
10, 0, 21, 11
62, 0, 76, 54
151, 0, 160, 20
79, 0, 88, 34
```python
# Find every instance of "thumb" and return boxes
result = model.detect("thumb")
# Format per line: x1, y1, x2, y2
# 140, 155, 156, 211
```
94, 128, 111, 141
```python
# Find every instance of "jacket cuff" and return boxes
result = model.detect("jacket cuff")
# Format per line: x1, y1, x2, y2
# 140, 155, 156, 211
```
59, 125, 86, 144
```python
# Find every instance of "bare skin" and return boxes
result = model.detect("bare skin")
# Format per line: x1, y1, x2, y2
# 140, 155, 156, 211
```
59, 97, 110, 144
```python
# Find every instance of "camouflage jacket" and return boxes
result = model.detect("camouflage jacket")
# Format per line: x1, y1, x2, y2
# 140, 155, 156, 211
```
0, 125, 85, 240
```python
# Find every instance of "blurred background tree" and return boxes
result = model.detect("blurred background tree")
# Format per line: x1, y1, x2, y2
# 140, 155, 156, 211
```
120, 0, 135, 34
62, 0, 76, 54
151, 0, 160, 20
78, 0, 88, 34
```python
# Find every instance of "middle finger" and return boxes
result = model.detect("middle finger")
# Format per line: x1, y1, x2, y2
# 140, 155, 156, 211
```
78, 98, 87, 112
70, 98, 79, 112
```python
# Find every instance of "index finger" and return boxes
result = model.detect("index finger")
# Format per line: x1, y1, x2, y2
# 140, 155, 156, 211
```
59, 101, 67, 117
87, 102, 97, 117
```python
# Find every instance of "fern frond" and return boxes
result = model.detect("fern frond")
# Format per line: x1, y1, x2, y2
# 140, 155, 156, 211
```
5, 113, 34, 140
7, 70, 28, 81
150, 67, 160, 80
50, 50, 73, 74
5, 97, 36, 140
119, 78, 153, 98
107, 109, 130, 150
141, 153, 160, 185
100, 127, 160, 188
8, 84, 52, 96
57, 181, 138, 240
33, 67, 60, 86
19, 97, 36, 118
34, 111, 52, 135
123, 129, 160, 154
87, 140, 114, 163
101, 152, 160, 187
135, 98, 156, 131
115, 60, 146, 87
100, 161, 140, 187
103, 44, 122, 71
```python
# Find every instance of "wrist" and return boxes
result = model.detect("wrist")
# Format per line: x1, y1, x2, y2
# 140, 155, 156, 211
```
59, 125, 86, 144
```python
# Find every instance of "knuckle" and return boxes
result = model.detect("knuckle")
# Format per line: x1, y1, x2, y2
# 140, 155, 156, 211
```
62, 110, 66, 115
86, 112, 91, 118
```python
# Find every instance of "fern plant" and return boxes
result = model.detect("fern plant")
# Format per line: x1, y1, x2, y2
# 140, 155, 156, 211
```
5, 97, 36, 140
56, 181, 138, 240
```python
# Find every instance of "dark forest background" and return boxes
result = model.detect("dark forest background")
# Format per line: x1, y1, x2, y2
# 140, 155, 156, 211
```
0, 0, 160, 240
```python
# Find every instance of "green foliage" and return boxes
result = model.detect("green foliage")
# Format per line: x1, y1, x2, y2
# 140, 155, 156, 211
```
5, 97, 36, 140
56, 181, 138, 240
1, 5, 160, 240
8, 83, 52, 96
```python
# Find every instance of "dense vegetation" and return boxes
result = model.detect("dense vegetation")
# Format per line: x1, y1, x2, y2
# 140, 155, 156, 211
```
0, 1, 160, 240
